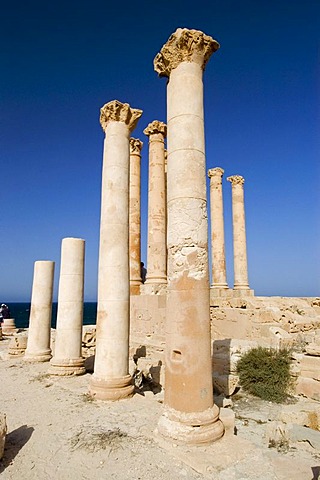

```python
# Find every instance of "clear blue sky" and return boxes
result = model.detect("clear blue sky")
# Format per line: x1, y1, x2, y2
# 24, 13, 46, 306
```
1, 0, 319, 301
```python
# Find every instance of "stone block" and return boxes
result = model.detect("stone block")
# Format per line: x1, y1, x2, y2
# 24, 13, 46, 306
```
82, 325, 96, 347
299, 355, 320, 381
268, 326, 294, 349
296, 377, 320, 401
305, 344, 320, 356
219, 407, 235, 437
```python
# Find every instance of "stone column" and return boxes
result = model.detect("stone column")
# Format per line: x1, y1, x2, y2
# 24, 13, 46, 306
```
143, 120, 167, 293
129, 138, 143, 295
89, 100, 142, 400
49, 237, 86, 375
227, 175, 250, 290
154, 28, 224, 444
208, 168, 228, 289
24, 261, 54, 362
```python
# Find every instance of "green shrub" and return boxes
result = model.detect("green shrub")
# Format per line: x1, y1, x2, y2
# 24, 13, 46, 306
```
236, 347, 294, 403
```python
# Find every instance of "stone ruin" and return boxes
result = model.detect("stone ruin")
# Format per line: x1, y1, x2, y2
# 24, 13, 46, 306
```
1, 27, 319, 450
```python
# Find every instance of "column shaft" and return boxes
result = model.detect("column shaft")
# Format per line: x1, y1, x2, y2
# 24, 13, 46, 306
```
49, 237, 86, 375
24, 261, 54, 362
208, 168, 228, 288
227, 175, 250, 290
90, 100, 142, 401
129, 138, 143, 295
144, 121, 167, 289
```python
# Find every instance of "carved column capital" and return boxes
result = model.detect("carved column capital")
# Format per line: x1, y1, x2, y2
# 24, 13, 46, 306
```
227, 175, 245, 186
154, 28, 220, 77
143, 120, 167, 138
100, 100, 142, 133
208, 167, 224, 180
129, 138, 143, 155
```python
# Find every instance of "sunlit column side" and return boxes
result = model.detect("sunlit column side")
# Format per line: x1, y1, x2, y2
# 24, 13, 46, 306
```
129, 138, 143, 295
89, 100, 142, 400
49, 237, 86, 375
154, 28, 224, 444
208, 167, 228, 289
227, 175, 250, 290
143, 120, 167, 290
24, 261, 55, 362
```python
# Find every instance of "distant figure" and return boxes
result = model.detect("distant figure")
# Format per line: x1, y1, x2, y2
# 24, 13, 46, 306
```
0, 304, 11, 323
140, 262, 147, 284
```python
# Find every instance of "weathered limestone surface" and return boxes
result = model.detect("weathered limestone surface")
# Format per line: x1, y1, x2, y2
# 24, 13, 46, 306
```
154, 28, 224, 444
49, 238, 86, 376
143, 120, 167, 290
129, 138, 143, 295
208, 167, 228, 290
24, 261, 54, 362
227, 175, 250, 292
8, 335, 27, 357
129, 294, 320, 401
90, 100, 142, 401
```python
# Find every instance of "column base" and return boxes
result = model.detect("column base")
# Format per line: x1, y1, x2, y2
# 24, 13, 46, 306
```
156, 405, 224, 445
48, 357, 86, 376
1, 319, 18, 336
210, 287, 234, 299
233, 288, 254, 297
24, 349, 52, 362
140, 283, 167, 295
89, 374, 134, 401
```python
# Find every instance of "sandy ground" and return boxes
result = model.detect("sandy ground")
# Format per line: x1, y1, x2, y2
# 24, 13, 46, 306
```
1, 335, 320, 480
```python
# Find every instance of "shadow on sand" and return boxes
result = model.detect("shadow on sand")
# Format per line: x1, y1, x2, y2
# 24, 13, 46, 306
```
0, 425, 34, 473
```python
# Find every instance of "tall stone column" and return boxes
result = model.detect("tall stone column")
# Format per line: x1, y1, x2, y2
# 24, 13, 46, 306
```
154, 28, 224, 444
143, 120, 167, 293
49, 237, 86, 376
129, 138, 143, 295
208, 168, 228, 289
24, 261, 54, 362
89, 100, 142, 400
227, 175, 250, 290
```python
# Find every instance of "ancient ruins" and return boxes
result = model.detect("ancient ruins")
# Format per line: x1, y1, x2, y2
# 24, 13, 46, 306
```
1, 28, 319, 465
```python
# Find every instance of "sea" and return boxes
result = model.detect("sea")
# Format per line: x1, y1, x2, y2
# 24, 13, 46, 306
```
7, 302, 97, 329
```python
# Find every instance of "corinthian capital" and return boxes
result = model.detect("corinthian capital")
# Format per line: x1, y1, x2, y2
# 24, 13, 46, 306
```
130, 138, 143, 155
154, 28, 220, 77
100, 100, 143, 133
227, 175, 245, 186
143, 120, 167, 138
208, 167, 224, 179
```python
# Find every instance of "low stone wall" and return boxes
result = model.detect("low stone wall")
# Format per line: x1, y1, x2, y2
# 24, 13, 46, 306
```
127, 294, 320, 400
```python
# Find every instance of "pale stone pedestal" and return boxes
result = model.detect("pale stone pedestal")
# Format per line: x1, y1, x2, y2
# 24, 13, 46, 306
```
8, 335, 28, 357
1, 319, 17, 336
